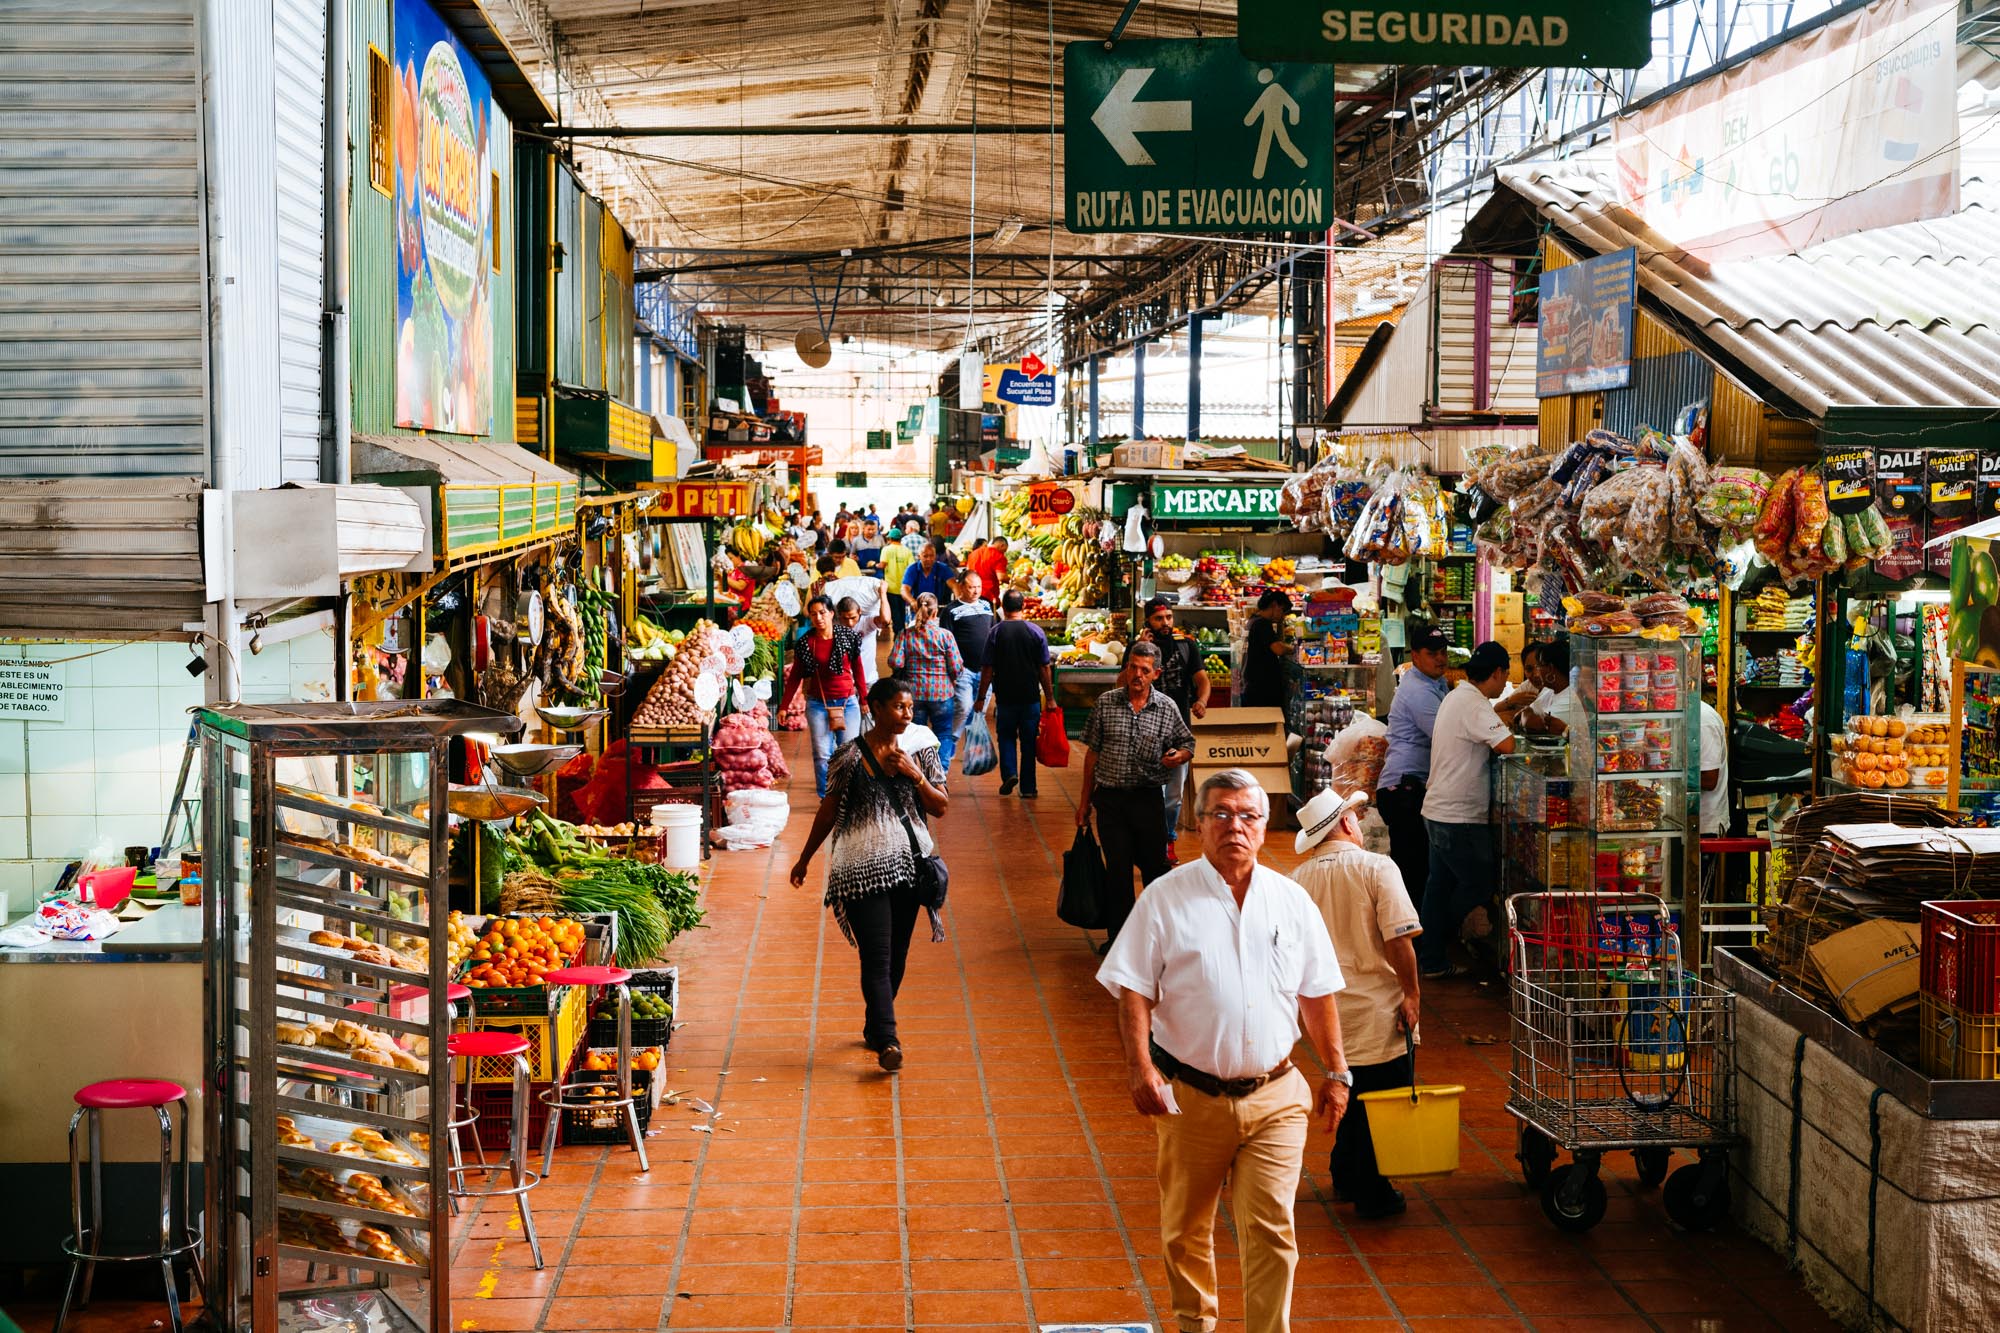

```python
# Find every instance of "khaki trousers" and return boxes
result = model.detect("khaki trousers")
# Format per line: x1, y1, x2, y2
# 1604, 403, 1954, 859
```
1155, 1066, 1311, 1333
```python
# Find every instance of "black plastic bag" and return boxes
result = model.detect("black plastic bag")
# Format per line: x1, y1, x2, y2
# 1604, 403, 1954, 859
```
1059, 827, 1109, 930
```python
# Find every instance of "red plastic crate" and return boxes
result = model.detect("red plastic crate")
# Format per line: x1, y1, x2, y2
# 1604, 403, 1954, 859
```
466, 1077, 557, 1154
1921, 900, 2000, 1015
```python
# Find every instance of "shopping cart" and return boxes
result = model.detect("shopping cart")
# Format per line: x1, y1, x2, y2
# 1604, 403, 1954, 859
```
1505, 890, 1738, 1233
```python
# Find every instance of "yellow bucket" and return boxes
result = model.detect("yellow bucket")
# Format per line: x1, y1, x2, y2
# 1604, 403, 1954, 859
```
1360, 1083, 1466, 1179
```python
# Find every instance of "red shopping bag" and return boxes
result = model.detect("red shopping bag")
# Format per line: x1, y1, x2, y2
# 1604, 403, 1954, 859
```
1037, 708, 1071, 768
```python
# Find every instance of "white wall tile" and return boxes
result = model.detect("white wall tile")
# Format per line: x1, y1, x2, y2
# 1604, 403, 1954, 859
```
28, 814, 95, 859
0, 861, 31, 916
53, 652, 89, 688
95, 686, 161, 730
0, 773, 24, 818
0, 723, 25, 774
94, 814, 159, 852
88, 644, 158, 689
96, 772, 163, 817
29, 772, 95, 816
93, 729, 166, 774
28, 729, 95, 776
31, 688, 91, 730
0, 818, 26, 859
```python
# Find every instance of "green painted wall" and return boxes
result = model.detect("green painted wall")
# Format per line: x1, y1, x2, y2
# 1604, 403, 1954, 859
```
348, 0, 517, 447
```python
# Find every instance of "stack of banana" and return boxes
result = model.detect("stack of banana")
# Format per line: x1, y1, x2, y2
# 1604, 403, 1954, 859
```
1052, 510, 1110, 609
725, 520, 774, 560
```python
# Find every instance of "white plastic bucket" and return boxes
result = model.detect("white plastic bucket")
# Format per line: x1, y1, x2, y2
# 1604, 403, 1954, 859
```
650, 804, 704, 869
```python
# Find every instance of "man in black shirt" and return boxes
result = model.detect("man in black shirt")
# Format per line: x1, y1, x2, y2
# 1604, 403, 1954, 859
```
943, 572, 997, 774
1141, 597, 1211, 862
1244, 589, 1296, 710
975, 589, 1056, 797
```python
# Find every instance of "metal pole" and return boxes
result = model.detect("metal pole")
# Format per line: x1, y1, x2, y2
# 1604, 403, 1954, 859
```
1132, 341, 1145, 439
1088, 356, 1100, 449
1187, 316, 1203, 444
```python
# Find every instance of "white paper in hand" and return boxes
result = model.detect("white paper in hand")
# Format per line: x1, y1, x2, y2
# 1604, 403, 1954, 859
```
1161, 1082, 1183, 1115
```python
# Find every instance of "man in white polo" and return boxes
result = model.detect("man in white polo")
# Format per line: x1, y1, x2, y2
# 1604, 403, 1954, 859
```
1097, 768, 1351, 1333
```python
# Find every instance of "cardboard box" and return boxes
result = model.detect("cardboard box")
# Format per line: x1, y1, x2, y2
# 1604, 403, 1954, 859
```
1111, 441, 1184, 470
1189, 707, 1294, 829
1493, 622, 1526, 653
1805, 919, 1922, 1024
1492, 592, 1524, 626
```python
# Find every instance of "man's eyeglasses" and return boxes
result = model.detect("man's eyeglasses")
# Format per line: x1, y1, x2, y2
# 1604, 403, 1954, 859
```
1200, 809, 1266, 825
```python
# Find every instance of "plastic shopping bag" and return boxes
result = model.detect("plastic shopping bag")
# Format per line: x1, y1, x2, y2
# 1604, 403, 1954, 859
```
1037, 709, 1071, 768
960, 712, 998, 777
1058, 827, 1109, 930
1326, 713, 1389, 796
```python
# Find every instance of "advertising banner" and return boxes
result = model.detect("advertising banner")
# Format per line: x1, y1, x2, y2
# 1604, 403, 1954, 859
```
1535, 249, 1636, 398
394, 0, 496, 434
1611, 0, 1957, 262
985, 361, 1056, 407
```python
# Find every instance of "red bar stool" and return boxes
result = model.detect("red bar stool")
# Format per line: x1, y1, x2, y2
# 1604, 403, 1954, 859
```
540, 966, 649, 1174
443, 1031, 544, 1269
56, 1079, 205, 1333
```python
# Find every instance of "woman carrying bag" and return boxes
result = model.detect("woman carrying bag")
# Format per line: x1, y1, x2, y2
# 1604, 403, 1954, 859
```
790, 676, 951, 1072
780, 595, 870, 798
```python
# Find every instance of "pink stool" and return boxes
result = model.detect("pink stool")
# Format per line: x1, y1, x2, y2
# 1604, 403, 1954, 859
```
540, 966, 649, 1174
56, 1079, 205, 1333
443, 1031, 543, 1268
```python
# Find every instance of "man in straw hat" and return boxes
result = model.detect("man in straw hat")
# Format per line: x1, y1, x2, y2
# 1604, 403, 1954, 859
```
1291, 786, 1423, 1219
1097, 768, 1351, 1333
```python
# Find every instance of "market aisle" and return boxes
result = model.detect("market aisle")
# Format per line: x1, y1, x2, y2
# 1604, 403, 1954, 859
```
7, 732, 1841, 1333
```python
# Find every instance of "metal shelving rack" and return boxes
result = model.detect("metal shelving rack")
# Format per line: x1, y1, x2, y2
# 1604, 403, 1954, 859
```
200, 700, 522, 1333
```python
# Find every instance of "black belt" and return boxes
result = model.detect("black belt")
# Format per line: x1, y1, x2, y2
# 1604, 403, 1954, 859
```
1151, 1042, 1292, 1099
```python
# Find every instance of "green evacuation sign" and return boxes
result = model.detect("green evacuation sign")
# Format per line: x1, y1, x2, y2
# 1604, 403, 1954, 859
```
1064, 39, 1331, 235
1238, 0, 1653, 67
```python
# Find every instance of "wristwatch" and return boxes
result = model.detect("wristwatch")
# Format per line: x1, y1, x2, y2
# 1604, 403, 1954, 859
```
1325, 1068, 1354, 1088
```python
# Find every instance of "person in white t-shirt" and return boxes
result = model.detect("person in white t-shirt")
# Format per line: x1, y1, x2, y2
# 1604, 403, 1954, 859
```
1522, 638, 1586, 741
1698, 699, 1729, 836
822, 575, 891, 686
1418, 642, 1532, 977
1291, 788, 1423, 1220
1097, 768, 1349, 1333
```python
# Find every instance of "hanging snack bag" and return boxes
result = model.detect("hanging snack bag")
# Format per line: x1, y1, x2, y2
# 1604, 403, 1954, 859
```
1927, 448, 1978, 577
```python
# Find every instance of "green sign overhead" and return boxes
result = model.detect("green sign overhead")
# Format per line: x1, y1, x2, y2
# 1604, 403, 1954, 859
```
1063, 40, 1331, 235
1155, 481, 1286, 522
1238, 0, 1652, 67
866, 429, 891, 449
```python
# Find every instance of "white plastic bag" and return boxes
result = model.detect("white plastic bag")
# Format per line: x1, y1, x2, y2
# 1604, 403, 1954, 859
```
1325, 713, 1389, 796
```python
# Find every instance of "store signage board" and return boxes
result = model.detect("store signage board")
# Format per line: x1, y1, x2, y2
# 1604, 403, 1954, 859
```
649, 479, 752, 519
1238, 0, 1650, 67
1535, 248, 1636, 398
1155, 481, 1285, 522
1027, 482, 1080, 526
986, 362, 1057, 407
0, 661, 63, 721
1064, 40, 1331, 235
866, 429, 891, 449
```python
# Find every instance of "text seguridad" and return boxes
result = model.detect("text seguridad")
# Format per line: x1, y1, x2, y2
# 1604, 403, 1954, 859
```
1317, 8, 1573, 47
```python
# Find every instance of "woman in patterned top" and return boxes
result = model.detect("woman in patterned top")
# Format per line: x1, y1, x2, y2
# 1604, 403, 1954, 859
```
790, 676, 950, 1071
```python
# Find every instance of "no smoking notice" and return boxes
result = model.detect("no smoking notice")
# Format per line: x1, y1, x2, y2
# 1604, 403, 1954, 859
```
0, 662, 64, 721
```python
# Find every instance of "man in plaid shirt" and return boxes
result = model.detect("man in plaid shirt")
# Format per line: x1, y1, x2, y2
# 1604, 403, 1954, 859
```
889, 591, 965, 764
1077, 640, 1196, 952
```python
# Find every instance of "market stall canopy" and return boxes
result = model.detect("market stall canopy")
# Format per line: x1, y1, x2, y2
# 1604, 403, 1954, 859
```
354, 436, 578, 563
218, 484, 430, 600
0, 475, 202, 641
1497, 164, 2000, 438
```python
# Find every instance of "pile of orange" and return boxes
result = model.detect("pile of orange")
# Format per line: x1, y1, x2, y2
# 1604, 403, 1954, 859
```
459, 916, 586, 988
582, 1047, 661, 1072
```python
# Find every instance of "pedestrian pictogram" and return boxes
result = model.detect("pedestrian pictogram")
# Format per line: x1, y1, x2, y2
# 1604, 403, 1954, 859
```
1064, 39, 1330, 236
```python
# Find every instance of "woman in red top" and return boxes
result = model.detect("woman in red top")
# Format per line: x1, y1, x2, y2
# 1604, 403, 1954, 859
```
781, 595, 870, 796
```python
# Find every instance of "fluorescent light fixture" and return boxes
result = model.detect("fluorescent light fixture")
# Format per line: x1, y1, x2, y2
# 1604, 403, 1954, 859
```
1904, 589, 1955, 603
992, 217, 1024, 245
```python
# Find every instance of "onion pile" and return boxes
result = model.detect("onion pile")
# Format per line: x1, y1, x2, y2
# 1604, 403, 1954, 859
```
632, 619, 720, 728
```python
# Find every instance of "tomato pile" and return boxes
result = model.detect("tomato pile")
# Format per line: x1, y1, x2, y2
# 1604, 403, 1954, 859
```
459, 916, 586, 988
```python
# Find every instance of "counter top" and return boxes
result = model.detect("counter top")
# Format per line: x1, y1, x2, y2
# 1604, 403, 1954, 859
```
0, 903, 203, 963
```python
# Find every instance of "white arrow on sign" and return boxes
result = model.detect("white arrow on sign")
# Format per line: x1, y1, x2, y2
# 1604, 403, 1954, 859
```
1091, 67, 1192, 168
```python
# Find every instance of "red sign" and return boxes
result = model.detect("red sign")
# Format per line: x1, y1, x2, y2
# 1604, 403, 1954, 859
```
649, 480, 752, 519
1026, 482, 1077, 526
1020, 352, 1046, 379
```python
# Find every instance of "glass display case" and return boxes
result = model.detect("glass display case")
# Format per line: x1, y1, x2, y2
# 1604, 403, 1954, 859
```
200, 700, 522, 1332
1571, 633, 1700, 914
1497, 743, 1584, 899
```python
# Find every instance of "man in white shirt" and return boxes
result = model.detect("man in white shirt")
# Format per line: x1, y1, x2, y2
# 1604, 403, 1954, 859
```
1699, 699, 1729, 836
1418, 642, 1531, 977
822, 574, 892, 686
1097, 768, 1350, 1333
1291, 788, 1422, 1220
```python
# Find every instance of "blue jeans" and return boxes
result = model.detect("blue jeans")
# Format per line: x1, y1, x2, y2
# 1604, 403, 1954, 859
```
949, 667, 980, 768
993, 700, 1040, 792
1419, 820, 1498, 973
806, 697, 861, 797
1163, 770, 1185, 836
912, 697, 957, 767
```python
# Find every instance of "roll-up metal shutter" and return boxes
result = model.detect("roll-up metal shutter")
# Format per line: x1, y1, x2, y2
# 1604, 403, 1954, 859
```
0, 477, 204, 639
0, 0, 207, 477
273, 0, 327, 483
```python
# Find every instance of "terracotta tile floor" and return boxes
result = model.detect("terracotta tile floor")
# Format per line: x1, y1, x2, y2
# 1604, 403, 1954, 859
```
8, 731, 1844, 1332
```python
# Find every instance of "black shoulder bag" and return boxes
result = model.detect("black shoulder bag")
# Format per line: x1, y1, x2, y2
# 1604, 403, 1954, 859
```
858, 740, 950, 941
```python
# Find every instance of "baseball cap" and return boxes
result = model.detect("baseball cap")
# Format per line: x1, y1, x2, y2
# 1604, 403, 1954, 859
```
1409, 627, 1450, 653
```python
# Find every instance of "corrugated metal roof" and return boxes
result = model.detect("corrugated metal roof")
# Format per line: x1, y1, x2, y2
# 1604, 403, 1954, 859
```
1497, 160, 2000, 419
